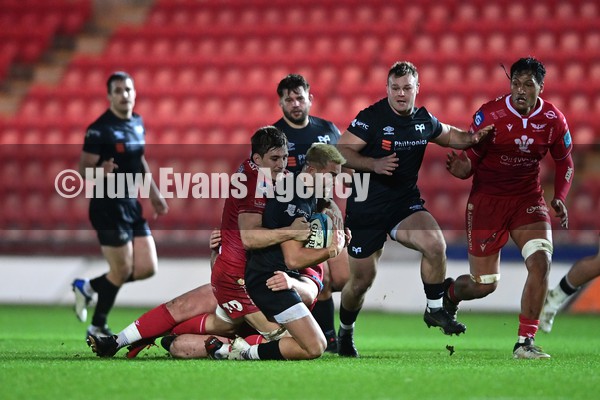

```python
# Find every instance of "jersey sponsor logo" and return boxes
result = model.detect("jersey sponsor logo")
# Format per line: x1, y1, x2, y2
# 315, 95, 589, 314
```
287, 156, 297, 167
86, 129, 100, 137
383, 126, 395, 135
563, 130, 572, 147
474, 110, 484, 126
414, 123, 425, 133
288, 142, 296, 152
317, 135, 331, 143
515, 135, 534, 153
526, 205, 549, 217
506, 124, 513, 131
531, 123, 547, 130
544, 110, 558, 119
381, 139, 392, 151
393, 139, 427, 151
351, 119, 369, 130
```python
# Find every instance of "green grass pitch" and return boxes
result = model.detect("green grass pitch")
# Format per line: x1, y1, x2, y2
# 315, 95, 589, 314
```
1, 305, 599, 400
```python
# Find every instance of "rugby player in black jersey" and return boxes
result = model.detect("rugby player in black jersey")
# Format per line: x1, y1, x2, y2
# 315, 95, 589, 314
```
72, 71, 168, 339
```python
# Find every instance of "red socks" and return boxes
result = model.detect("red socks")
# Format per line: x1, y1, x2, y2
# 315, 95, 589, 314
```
135, 304, 177, 338
518, 314, 539, 338
170, 314, 209, 335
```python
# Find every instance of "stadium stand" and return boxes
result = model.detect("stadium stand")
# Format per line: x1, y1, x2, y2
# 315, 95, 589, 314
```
0, 0, 598, 255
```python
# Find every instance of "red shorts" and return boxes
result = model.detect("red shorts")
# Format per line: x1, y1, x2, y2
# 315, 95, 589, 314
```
211, 267, 260, 320
466, 191, 550, 257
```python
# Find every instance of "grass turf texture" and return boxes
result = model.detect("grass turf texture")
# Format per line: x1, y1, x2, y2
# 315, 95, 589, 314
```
1, 305, 599, 400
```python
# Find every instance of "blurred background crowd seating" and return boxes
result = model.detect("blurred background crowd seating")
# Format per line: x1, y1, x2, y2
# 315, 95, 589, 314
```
0, 0, 598, 257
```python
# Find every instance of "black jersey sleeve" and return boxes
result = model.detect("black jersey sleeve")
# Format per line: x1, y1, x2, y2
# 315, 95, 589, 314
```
82, 125, 105, 155
346, 107, 375, 143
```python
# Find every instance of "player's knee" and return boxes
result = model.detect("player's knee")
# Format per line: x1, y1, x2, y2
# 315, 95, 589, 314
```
470, 273, 500, 296
521, 238, 553, 262
350, 277, 373, 296
422, 235, 446, 261
305, 338, 327, 359
168, 338, 190, 359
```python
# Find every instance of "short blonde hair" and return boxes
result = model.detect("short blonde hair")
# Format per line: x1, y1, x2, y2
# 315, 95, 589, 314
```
305, 143, 346, 169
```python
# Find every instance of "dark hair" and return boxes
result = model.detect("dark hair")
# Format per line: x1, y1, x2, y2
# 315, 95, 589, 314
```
276, 74, 310, 98
106, 71, 134, 94
250, 126, 288, 158
388, 61, 418, 81
510, 57, 546, 84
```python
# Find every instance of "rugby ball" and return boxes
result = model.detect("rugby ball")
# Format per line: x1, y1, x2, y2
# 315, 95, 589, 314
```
305, 213, 333, 249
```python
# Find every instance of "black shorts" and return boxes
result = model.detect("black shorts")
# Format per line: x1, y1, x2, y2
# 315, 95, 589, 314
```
245, 269, 303, 319
89, 198, 151, 246
345, 197, 426, 258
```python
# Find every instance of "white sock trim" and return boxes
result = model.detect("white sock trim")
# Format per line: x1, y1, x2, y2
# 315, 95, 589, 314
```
118, 323, 142, 347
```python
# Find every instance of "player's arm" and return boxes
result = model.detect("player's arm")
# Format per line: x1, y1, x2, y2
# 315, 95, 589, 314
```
337, 130, 399, 175
280, 239, 334, 270
238, 213, 309, 250
78, 151, 117, 178
141, 155, 168, 217
433, 123, 494, 149
280, 218, 345, 270
209, 229, 221, 269
266, 271, 320, 307
551, 153, 574, 229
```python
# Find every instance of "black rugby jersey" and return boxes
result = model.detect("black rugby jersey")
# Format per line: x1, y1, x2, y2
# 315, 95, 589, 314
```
246, 179, 316, 274
83, 109, 146, 198
273, 116, 340, 173
346, 98, 442, 207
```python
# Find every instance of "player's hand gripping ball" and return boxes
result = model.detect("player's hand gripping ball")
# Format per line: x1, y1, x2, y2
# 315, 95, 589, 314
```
305, 213, 333, 249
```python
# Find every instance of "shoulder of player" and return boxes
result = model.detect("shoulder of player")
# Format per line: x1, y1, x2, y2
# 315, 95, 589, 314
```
272, 117, 286, 129
85, 112, 112, 137
308, 116, 339, 134
540, 98, 567, 119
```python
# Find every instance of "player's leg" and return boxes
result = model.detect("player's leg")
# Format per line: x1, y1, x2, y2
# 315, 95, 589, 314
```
444, 192, 506, 320
86, 242, 133, 336
338, 251, 380, 357
167, 333, 229, 359
510, 221, 552, 358
541, 237, 600, 332
220, 307, 326, 361
74, 200, 135, 336
392, 211, 466, 335
310, 263, 337, 352
88, 283, 218, 357
130, 235, 158, 280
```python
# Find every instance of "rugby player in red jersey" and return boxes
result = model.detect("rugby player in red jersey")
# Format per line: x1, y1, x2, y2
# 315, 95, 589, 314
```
445, 57, 574, 359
